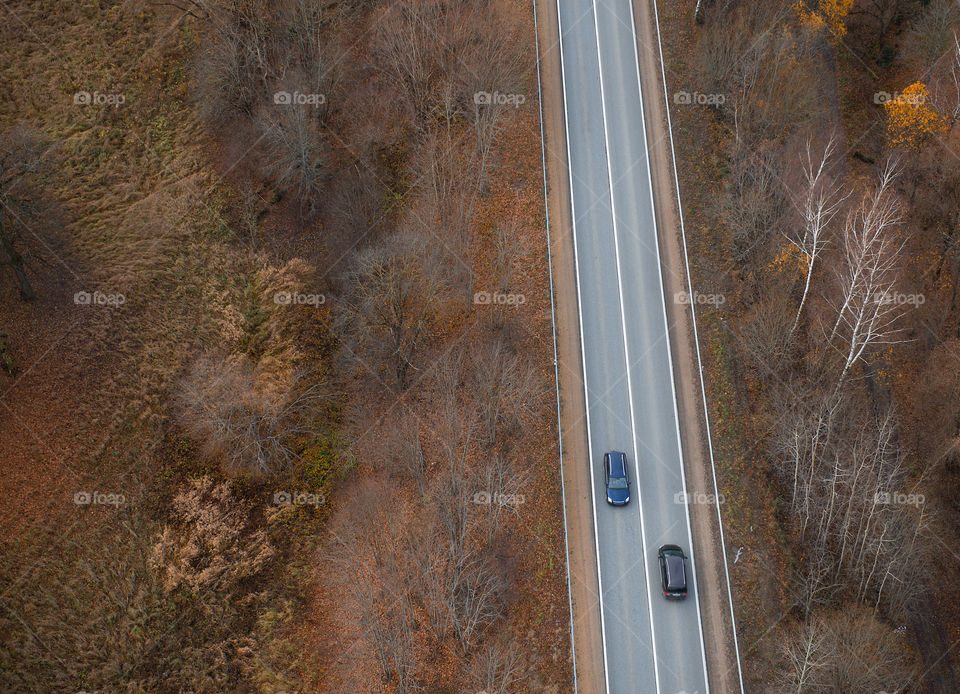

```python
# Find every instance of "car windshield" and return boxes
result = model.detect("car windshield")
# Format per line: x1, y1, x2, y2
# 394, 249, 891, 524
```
608, 477, 628, 490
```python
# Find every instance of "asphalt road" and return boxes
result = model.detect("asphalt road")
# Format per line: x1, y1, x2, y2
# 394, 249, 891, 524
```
555, 0, 710, 692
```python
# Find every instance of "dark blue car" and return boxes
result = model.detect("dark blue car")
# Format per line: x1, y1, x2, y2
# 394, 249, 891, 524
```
603, 451, 630, 506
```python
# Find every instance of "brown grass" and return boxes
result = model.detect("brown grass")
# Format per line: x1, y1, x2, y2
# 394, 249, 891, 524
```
0, 0, 570, 692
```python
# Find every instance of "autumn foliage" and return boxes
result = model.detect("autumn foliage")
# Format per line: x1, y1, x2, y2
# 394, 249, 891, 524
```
884, 82, 947, 150
795, 0, 855, 42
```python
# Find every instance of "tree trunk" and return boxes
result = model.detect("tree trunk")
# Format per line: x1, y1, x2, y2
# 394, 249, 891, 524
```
0, 215, 35, 300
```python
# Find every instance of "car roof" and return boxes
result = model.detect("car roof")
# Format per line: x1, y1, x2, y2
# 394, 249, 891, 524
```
607, 451, 627, 476
665, 555, 685, 588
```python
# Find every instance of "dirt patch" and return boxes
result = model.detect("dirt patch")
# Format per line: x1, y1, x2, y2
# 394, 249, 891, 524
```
0, 248, 125, 536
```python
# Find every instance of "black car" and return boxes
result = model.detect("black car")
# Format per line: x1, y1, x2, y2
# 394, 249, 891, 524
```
603, 451, 630, 506
658, 544, 688, 599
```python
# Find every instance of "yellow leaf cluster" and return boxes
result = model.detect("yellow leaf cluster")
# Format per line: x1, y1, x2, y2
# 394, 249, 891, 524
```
884, 82, 947, 150
769, 242, 809, 277
821, 0, 855, 39
794, 0, 854, 43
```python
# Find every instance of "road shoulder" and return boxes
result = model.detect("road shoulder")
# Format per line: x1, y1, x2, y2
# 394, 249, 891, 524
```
535, 1, 606, 692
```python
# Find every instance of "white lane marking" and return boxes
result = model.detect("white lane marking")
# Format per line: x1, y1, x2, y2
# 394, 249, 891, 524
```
623, 0, 711, 688
590, 0, 661, 692
647, 0, 746, 688
555, 1, 612, 693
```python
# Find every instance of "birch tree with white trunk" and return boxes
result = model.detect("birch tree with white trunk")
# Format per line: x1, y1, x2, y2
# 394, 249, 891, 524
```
786, 135, 848, 338
828, 159, 908, 392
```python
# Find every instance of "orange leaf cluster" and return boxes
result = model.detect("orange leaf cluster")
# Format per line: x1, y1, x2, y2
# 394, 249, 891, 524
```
769, 242, 809, 278
884, 82, 947, 150
794, 0, 854, 43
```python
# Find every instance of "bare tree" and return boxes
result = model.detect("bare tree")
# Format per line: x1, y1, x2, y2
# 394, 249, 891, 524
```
456, 1, 527, 194
0, 127, 55, 301
777, 608, 920, 693
469, 639, 525, 694
773, 391, 931, 613
947, 32, 960, 126
258, 102, 329, 217
789, 547, 845, 621
432, 350, 478, 477
445, 550, 505, 655
410, 531, 451, 640
413, 126, 478, 297
821, 608, 919, 692
720, 144, 790, 266
337, 529, 419, 693
371, 0, 444, 126
737, 286, 796, 379
777, 618, 830, 693
477, 451, 526, 544
289, 0, 339, 128
698, 9, 817, 151
392, 414, 427, 495
489, 220, 524, 334
324, 163, 386, 248
785, 135, 847, 338
827, 159, 907, 391
436, 463, 474, 566
773, 387, 844, 534
176, 351, 326, 475
194, 0, 279, 121
337, 231, 449, 390
906, 0, 960, 72
852, 0, 901, 46
927, 30, 960, 128
471, 96, 508, 196
470, 337, 541, 447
